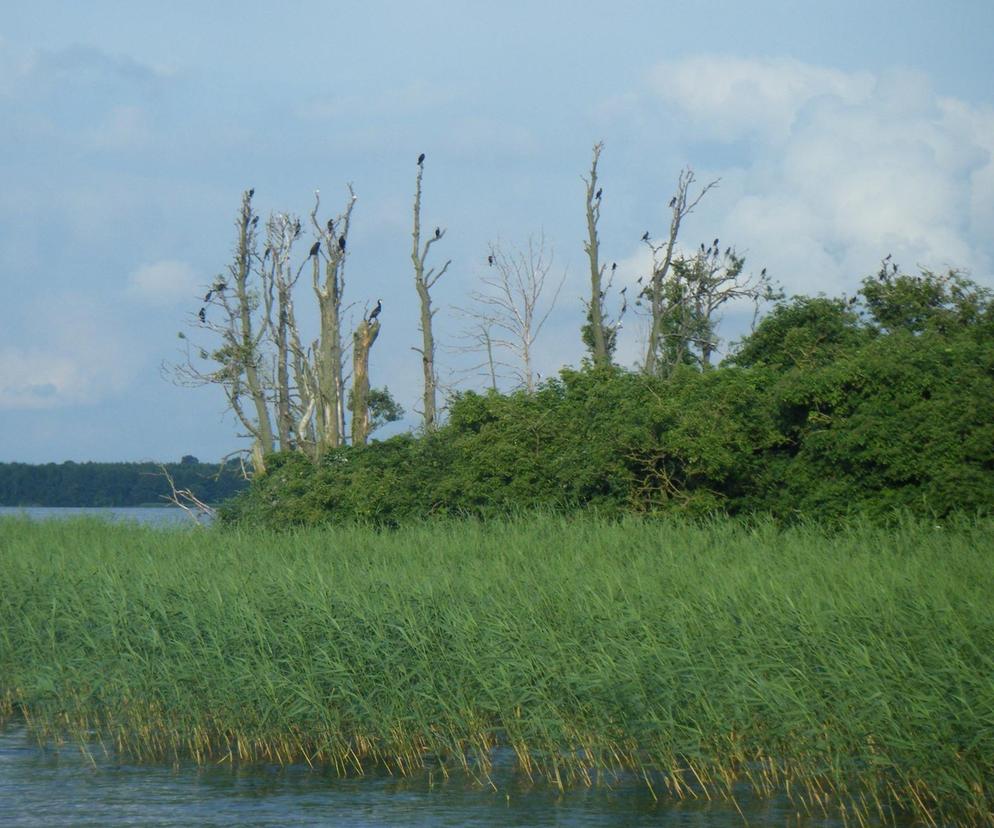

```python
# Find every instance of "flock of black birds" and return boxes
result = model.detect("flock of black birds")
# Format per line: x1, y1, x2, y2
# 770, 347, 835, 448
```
196, 155, 767, 341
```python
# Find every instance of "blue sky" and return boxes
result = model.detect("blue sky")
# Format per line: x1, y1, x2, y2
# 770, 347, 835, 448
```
2, 1, 993, 463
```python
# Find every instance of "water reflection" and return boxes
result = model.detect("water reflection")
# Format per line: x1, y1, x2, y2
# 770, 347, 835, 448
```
0, 725, 873, 827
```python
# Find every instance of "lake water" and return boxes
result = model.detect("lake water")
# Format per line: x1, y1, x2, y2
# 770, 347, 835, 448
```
0, 506, 207, 527
0, 724, 862, 827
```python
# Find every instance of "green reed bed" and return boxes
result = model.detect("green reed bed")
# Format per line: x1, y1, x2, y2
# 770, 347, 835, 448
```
0, 514, 992, 824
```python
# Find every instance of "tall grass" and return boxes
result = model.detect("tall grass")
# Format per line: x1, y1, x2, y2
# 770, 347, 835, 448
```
1, 514, 992, 824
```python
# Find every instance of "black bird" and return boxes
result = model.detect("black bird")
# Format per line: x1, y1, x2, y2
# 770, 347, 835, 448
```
884, 253, 892, 261
204, 290, 213, 303
700, 243, 706, 253
263, 246, 270, 261
620, 286, 627, 295
368, 299, 382, 322
488, 254, 494, 266
251, 215, 259, 227
293, 219, 301, 238
309, 241, 321, 257
327, 219, 335, 234
198, 307, 206, 323
248, 188, 254, 198
760, 267, 767, 277
669, 197, 677, 208
434, 227, 441, 239
595, 187, 602, 200
713, 238, 719, 249
641, 231, 650, 242
417, 152, 425, 165
338, 235, 346, 252
611, 262, 617, 272
725, 246, 731, 257
214, 281, 227, 292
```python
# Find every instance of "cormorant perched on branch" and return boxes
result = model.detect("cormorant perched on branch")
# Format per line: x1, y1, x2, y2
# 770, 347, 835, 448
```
327, 219, 334, 234
595, 187, 602, 200
700, 243, 706, 253
293, 219, 301, 238
204, 290, 213, 303
641, 231, 650, 242
198, 307, 206, 323
760, 267, 767, 277
309, 241, 321, 257
368, 299, 382, 322
417, 152, 425, 165
713, 238, 719, 248
251, 215, 259, 227
434, 227, 441, 239
487, 254, 494, 266
338, 235, 346, 252
669, 197, 677, 208
248, 188, 254, 198
611, 262, 617, 272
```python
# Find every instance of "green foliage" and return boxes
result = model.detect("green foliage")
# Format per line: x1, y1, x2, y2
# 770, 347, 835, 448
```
3, 516, 993, 824
223, 267, 994, 527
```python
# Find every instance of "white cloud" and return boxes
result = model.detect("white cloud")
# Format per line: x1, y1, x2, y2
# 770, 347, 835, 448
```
127, 260, 200, 305
0, 299, 138, 410
642, 57, 994, 298
648, 55, 874, 143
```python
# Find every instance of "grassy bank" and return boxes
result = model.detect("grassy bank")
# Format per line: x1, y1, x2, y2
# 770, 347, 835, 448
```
1, 515, 992, 824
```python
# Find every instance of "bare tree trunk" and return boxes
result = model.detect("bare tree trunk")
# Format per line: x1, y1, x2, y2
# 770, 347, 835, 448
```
583, 142, 611, 367
311, 187, 357, 453
643, 169, 719, 375
350, 319, 381, 445
411, 158, 450, 431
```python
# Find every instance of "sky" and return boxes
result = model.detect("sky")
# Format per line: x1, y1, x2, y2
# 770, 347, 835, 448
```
1, 0, 993, 463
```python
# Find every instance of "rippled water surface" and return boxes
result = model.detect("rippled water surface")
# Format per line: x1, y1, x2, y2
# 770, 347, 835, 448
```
0, 725, 872, 827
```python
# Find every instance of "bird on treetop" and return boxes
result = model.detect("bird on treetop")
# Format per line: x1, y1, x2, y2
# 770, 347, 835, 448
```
251, 215, 259, 226
309, 241, 321, 257
198, 307, 206, 323
760, 267, 767, 277
327, 219, 334, 234
204, 290, 213, 303
488, 254, 494, 266
368, 299, 382, 322
248, 188, 254, 198
669, 196, 677, 208
338, 235, 346, 252
434, 227, 441, 239
641, 231, 650, 242
713, 238, 719, 248
595, 187, 602, 200
417, 152, 425, 165
611, 262, 617, 271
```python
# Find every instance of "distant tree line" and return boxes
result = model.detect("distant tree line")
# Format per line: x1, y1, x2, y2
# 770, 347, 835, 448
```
0, 458, 248, 508
221, 267, 994, 527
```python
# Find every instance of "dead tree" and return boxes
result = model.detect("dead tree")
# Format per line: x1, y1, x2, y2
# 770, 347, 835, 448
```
167, 189, 276, 473
310, 187, 358, 453
411, 158, 450, 431
459, 235, 565, 392
641, 169, 719, 375
350, 317, 381, 445
582, 142, 612, 366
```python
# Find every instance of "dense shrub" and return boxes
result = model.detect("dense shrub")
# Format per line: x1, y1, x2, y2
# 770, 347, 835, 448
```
221, 270, 994, 527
